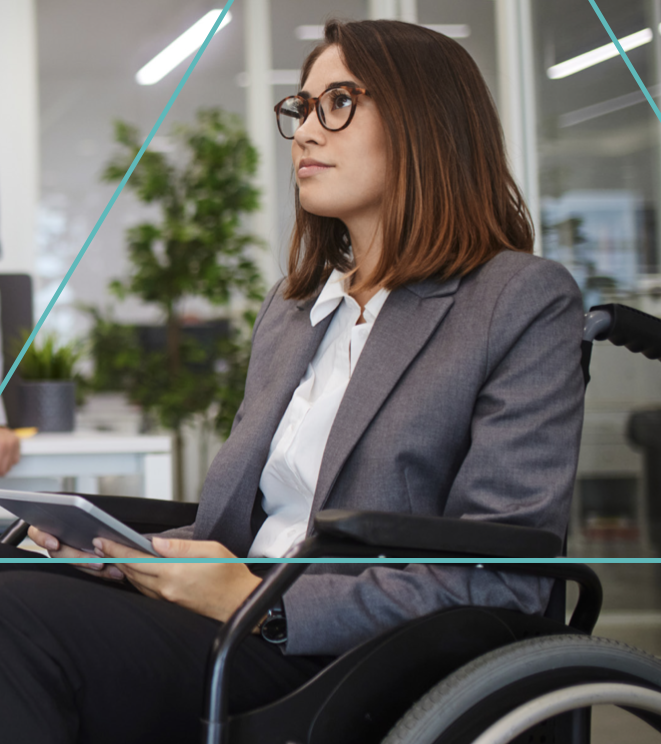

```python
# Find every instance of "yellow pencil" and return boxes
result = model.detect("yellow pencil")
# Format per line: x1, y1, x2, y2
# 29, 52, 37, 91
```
13, 427, 38, 439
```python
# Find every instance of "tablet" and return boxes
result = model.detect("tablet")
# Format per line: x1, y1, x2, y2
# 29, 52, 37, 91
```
0, 490, 160, 557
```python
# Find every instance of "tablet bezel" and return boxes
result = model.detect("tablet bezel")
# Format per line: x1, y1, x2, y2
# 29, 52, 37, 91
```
0, 490, 160, 557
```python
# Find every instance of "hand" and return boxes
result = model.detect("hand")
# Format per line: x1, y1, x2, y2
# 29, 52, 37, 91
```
93, 537, 263, 623
0, 428, 20, 475
27, 526, 126, 581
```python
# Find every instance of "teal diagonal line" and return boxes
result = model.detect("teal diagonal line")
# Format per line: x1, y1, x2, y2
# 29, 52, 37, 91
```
588, 0, 661, 123
0, 1, 235, 397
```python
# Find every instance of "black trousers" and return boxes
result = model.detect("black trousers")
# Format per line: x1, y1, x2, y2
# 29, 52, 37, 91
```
0, 545, 334, 744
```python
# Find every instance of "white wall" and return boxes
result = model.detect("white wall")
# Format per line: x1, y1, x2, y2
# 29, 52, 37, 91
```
0, 0, 39, 275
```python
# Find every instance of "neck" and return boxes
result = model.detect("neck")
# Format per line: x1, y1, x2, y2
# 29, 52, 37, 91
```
346, 216, 383, 287
344, 216, 384, 310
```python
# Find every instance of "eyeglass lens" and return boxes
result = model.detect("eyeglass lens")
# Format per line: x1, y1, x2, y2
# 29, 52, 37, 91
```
278, 88, 354, 138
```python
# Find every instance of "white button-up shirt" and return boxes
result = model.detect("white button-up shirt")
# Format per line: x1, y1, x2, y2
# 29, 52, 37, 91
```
248, 269, 390, 558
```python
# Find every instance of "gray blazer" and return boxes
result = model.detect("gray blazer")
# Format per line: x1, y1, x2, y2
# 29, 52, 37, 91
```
165, 250, 585, 657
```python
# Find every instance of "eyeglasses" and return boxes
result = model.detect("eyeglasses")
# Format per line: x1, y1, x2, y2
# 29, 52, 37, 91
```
274, 86, 370, 140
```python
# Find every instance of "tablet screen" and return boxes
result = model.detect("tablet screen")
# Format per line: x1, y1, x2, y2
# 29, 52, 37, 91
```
0, 490, 159, 556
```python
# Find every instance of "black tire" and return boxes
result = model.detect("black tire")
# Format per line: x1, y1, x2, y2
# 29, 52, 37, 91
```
381, 635, 661, 744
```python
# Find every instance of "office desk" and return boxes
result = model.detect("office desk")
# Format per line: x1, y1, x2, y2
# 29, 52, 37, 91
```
0, 431, 173, 501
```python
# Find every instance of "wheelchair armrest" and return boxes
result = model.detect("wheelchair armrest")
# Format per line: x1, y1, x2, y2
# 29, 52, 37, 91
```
313, 509, 562, 558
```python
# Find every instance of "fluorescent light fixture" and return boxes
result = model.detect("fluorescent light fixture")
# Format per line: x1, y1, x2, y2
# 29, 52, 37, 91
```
295, 25, 324, 40
136, 9, 232, 86
424, 24, 471, 39
547, 27, 652, 80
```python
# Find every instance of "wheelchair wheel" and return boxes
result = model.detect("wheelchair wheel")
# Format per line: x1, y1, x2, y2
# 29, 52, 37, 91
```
471, 682, 661, 744
381, 635, 661, 744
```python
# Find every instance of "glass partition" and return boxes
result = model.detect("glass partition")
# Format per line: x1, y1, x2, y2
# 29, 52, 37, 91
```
533, 0, 661, 555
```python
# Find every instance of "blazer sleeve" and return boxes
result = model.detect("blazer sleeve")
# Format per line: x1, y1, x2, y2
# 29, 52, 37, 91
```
282, 258, 585, 656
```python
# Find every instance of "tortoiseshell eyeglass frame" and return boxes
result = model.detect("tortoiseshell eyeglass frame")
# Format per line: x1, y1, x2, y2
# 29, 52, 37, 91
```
273, 86, 370, 140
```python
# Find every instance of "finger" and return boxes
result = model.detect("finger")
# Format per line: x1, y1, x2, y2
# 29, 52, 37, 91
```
103, 565, 126, 581
113, 560, 162, 583
93, 538, 151, 560
23, 527, 123, 577
38, 541, 106, 564
92, 539, 158, 579
62, 551, 124, 579
28, 527, 60, 552
93, 538, 163, 578
92, 537, 160, 580
54, 545, 107, 562
151, 537, 233, 559
75, 564, 125, 581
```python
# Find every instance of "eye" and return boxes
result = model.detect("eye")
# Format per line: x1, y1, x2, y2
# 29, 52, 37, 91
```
327, 90, 352, 110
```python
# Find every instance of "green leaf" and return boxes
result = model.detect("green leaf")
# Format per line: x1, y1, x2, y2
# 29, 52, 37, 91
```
17, 331, 83, 381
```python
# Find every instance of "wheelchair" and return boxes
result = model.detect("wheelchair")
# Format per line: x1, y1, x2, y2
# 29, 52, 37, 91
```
3, 302, 661, 744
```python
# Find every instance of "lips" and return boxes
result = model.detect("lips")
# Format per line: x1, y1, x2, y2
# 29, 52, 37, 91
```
298, 158, 333, 177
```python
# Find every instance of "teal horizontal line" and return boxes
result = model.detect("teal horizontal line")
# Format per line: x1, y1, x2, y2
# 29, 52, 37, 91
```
0, 557, 659, 564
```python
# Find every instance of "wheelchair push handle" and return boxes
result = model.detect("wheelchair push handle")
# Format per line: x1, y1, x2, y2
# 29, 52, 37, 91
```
585, 303, 661, 359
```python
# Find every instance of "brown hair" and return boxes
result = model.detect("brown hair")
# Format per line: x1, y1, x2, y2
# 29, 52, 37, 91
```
284, 19, 534, 300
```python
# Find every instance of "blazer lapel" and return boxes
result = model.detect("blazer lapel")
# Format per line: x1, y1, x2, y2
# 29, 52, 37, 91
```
308, 276, 462, 527
196, 292, 334, 554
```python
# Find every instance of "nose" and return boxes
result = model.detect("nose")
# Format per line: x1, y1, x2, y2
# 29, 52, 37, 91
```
293, 102, 326, 146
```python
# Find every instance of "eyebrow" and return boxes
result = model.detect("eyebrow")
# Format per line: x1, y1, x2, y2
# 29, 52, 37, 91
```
298, 80, 359, 99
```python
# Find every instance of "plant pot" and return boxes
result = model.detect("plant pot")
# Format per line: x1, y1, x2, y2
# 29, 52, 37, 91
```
18, 381, 76, 432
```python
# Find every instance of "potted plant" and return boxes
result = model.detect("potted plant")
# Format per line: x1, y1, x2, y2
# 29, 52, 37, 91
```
86, 108, 265, 499
17, 332, 82, 432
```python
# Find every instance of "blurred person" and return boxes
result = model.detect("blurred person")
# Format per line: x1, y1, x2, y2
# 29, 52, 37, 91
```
0, 423, 20, 475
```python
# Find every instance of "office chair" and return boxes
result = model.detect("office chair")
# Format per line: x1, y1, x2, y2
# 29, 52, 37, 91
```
3, 302, 661, 744
0, 273, 33, 428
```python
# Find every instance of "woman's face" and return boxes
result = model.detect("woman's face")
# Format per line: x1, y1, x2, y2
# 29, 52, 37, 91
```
292, 45, 388, 231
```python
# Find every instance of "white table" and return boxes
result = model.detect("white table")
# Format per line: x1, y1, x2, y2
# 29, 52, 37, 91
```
0, 431, 173, 501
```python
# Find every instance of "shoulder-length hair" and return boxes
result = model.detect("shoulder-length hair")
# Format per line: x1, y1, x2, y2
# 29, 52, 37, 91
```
284, 19, 534, 300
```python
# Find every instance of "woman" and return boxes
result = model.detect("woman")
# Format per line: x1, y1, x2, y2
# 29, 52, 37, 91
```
0, 19, 584, 742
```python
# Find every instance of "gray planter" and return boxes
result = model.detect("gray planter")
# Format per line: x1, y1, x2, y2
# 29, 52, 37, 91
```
18, 381, 76, 432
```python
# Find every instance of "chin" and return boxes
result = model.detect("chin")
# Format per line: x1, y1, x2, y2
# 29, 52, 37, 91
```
298, 192, 347, 220
298, 199, 342, 219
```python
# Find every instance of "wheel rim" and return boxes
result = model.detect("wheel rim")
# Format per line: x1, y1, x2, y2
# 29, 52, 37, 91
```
472, 683, 661, 744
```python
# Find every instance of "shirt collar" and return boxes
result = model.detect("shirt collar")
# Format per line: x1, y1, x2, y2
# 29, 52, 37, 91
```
310, 269, 347, 326
309, 268, 390, 327
362, 285, 390, 323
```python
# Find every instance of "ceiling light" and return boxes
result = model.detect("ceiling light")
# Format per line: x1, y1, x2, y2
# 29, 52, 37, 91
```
547, 27, 653, 80
136, 9, 232, 86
